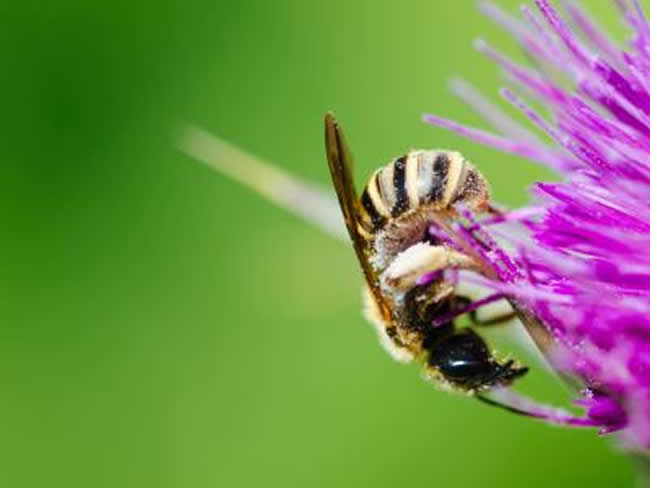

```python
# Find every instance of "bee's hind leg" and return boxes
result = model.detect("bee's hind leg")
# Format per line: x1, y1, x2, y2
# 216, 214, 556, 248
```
380, 243, 479, 293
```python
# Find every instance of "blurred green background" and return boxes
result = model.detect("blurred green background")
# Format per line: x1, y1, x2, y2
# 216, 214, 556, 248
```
0, 0, 635, 487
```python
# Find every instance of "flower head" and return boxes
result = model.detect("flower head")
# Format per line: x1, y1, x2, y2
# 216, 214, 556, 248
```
425, 0, 650, 449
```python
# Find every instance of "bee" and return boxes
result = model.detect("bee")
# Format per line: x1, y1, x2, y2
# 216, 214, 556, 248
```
324, 112, 527, 393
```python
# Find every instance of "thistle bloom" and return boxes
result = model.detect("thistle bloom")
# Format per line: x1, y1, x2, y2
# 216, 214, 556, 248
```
425, 0, 650, 450
178, 0, 650, 456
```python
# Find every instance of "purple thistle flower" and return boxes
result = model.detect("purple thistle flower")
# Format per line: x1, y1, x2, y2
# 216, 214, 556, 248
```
425, 0, 650, 450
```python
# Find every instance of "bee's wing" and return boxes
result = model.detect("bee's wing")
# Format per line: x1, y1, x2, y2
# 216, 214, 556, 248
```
324, 113, 391, 320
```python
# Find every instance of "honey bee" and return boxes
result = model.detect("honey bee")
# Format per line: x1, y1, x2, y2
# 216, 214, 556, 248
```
324, 112, 527, 394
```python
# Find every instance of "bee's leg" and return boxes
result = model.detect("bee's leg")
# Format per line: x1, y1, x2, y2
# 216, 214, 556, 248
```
429, 292, 513, 328
471, 310, 517, 326
475, 393, 538, 417
381, 242, 479, 292
453, 295, 516, 327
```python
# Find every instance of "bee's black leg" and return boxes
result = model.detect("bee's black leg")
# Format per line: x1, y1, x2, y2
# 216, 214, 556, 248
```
481, 359, 528, 386
475, 393, 537, 418
454, 295, 516, 327
469, 310, 517, 326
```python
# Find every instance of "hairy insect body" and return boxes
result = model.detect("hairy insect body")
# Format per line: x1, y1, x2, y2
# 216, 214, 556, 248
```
325, 113, 526, 394
359, 150, 487, 234
358, 151, 498, 390
360, 151, 488, 268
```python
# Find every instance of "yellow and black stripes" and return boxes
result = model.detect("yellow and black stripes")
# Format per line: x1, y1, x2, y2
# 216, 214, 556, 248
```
360, 184, 387, 231
392, 156, 409, 216
427, 153, 450, 203
358, 150, 476, 235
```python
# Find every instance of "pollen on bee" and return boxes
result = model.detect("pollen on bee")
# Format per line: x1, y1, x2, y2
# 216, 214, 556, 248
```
381, 242, 478, 293
362, 286, 414, 363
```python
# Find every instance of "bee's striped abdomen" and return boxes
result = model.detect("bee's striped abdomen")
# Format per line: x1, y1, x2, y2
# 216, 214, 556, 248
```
391, 156, 409, 216
360, 183, 387, 231
425, 152, 450, 203
359, 150, 470, 235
